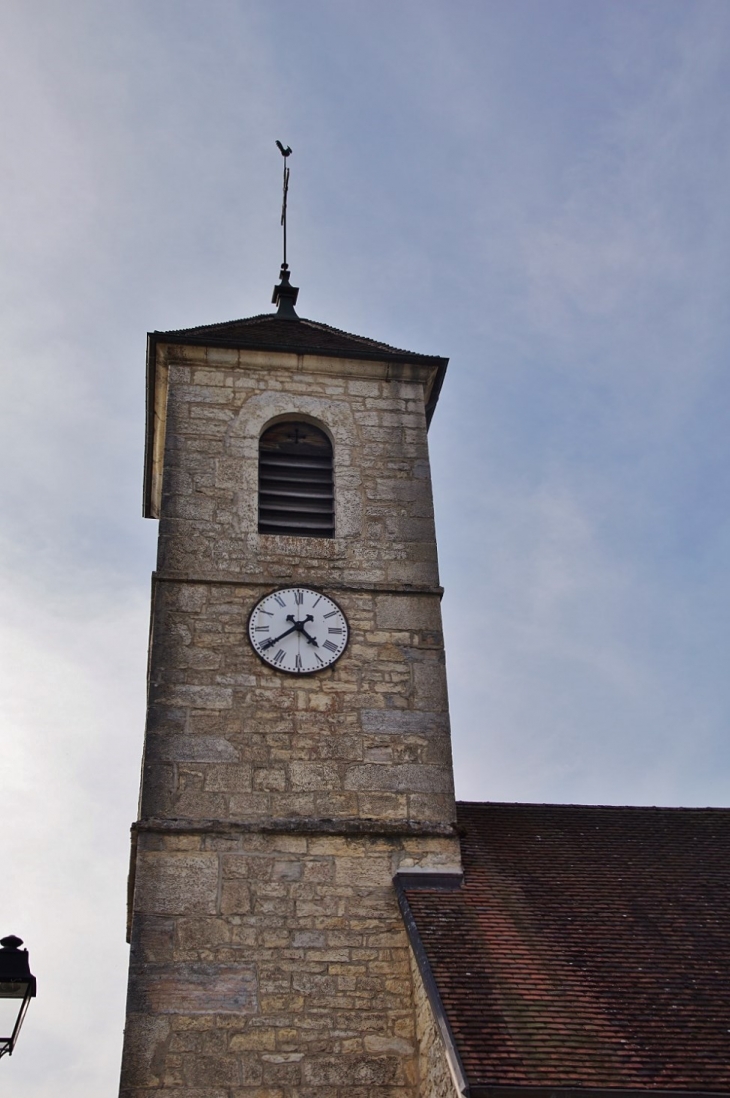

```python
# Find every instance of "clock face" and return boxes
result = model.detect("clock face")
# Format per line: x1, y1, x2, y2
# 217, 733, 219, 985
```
248, 587, 349, 674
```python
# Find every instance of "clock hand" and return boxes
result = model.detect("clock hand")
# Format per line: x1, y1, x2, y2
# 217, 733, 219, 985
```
293, 614, 318, 646
261, 614, 317, 651
261, 623, 298, 650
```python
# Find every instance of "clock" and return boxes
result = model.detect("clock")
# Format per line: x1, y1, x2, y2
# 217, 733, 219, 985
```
248, 587, 349, 674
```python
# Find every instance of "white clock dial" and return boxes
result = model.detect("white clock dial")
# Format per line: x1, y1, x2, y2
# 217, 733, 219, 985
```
248, 588, 349, 674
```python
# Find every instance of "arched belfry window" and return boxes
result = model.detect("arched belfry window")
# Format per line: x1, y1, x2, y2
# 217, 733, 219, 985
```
258, 421, 334, 537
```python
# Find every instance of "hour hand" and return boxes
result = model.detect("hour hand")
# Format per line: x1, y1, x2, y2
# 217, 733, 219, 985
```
295, 614, 318, 646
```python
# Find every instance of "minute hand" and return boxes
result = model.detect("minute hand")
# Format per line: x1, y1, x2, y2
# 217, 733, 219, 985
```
261, 624, 298, 650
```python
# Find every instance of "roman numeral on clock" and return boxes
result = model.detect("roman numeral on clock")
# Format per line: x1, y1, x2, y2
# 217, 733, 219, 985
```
328, 627, 342, 634
272, 649, 285, 665
294, 590, 303, 605
274, 594, 286, 607
323, 640, 338, 653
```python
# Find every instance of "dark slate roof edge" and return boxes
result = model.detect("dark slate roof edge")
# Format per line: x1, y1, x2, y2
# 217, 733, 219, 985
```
470, 1089, 730, 1098
151, 314, 447, 364
457, 800, 730, 813
395, 870, 464, 891
394, 876, 469, 1097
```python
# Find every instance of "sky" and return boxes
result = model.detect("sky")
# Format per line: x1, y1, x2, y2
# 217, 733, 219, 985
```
1, 1, 729, 1093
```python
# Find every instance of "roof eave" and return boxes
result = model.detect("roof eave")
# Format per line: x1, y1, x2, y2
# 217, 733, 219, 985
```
146, 328, 448, 426
143, 332, 155, 518
469, 1089, 730, 1098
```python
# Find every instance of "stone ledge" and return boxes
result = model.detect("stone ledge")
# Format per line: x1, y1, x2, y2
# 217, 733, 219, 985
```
133, 816, 457, 838
151, 571, 444, 596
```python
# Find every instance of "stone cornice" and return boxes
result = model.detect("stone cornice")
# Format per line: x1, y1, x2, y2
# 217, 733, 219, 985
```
133, 816, 457, 838
151, 571, 444, 597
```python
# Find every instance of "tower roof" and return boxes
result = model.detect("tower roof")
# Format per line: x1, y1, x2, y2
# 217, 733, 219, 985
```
151, 311, 447, 368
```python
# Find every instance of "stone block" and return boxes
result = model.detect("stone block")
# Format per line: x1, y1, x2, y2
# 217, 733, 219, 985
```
128, 963, 257, 1016
289, 762, 341, 791
172, 787, 228, 819
407, 792, 457, 822
222, 854, 272, 881
262, 1057, 302, 1085
375, 595, 442, 632
411, 660, 448, 711
134, 853, 219, 915
361, 710, 448, 736
175, 585, 208, 613
253, 767, 287, 792
334, 855, 393, 888
157, 684, 233, 710
203, 764, 253, 792
228, 792, 273, 816
344, 763, 453, 794
146, 734, 240, 763
118, 1014, 171, 1088
271, 859, 302, 881
176, 917, 232, 952
270, 792, 317, 815
356, 792, 408, 818
220, 880, 251, 915
182, 1051, 243, 1086
364, 1035, 415, 1056
229, 1028, 277, 1051
130, 916, 175, 964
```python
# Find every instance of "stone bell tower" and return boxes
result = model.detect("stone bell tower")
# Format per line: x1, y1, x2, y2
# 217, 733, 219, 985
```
119, 265, 461, 1096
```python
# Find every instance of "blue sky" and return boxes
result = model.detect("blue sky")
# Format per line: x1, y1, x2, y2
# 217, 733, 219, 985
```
1, 1, 729, 1093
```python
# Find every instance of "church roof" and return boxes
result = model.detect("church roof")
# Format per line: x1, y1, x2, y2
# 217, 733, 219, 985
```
152, 312, 447, 367
401, 801, 730, 1094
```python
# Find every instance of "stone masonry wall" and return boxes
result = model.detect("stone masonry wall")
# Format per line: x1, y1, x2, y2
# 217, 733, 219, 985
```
142, 582, 454, 826
121, 828, 460, 1097
140, 344, 456, 828
155, 347, 440, 588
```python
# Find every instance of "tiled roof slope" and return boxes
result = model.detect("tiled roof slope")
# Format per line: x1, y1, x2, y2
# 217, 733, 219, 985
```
153, 313, 445, 364
403, 802, 730, 1092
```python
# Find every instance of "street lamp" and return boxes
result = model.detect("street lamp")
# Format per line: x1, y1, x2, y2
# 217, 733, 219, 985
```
0, 936, 36, 1058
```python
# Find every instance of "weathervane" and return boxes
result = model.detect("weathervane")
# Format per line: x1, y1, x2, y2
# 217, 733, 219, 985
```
271, 141, 299, 318
276, 140, 292, 269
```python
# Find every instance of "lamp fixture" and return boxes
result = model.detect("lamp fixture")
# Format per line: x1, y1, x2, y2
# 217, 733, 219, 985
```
0, 936, 36, 1058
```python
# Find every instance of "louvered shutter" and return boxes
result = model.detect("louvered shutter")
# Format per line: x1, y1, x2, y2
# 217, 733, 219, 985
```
258, 422, 334, 537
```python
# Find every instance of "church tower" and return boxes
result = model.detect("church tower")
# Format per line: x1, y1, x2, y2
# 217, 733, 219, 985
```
119, 265, 462, 1096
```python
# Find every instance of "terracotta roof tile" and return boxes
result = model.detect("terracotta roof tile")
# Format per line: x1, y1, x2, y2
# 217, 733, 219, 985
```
403, 801, 730, 1091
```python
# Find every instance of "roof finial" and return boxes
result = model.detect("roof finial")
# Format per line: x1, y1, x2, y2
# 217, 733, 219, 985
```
272, 141, 299, 318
